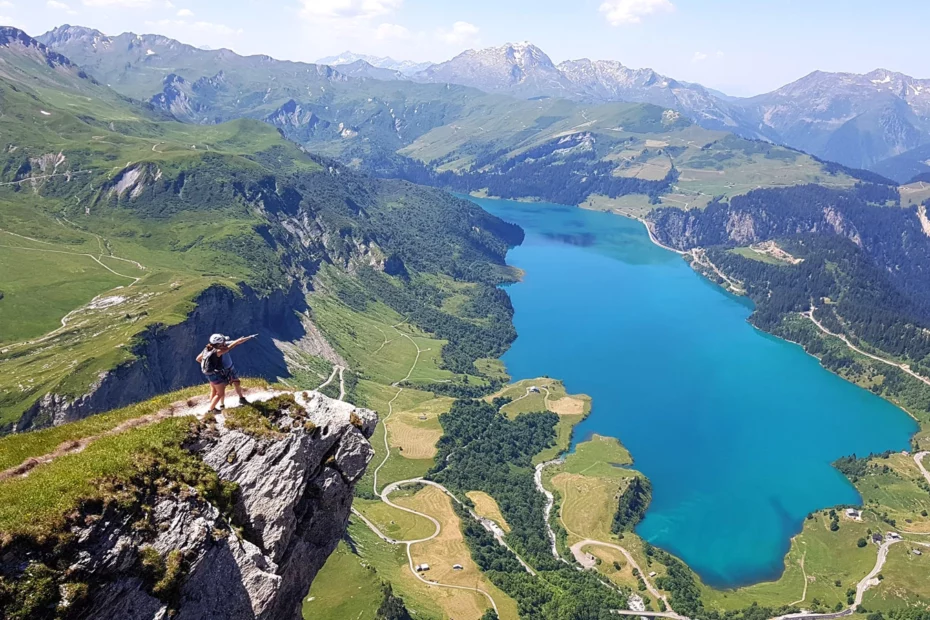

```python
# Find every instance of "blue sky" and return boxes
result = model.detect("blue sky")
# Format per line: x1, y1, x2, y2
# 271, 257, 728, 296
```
6, 0, 928, 96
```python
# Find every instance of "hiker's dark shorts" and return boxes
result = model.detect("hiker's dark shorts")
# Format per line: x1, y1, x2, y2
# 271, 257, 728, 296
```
223, 367, 240, 384
205, 372, 225, 385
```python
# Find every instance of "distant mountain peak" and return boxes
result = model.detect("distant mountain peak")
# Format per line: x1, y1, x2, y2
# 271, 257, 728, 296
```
0, 26, 75, 70
39, 24, 107, 47
315, 50, 432, 76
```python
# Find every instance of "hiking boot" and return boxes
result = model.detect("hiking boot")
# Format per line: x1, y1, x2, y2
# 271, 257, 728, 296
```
238, 397, 250, 406
207, 408, 221, 416
219, 403, 225, 410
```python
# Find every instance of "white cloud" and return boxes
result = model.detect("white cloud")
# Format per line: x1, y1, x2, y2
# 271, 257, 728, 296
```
692, 50, 724, 63
599, 0, 674, 25
0, 1, 14, 8
0, 14, 24, 29
300, 0, 403, 22
82, 0, 152, 7
47, 0, 78, 14
176, 8, 193, 17
146, 18, 243, 37
375, 22, 410, 40
437, 21, 479, 46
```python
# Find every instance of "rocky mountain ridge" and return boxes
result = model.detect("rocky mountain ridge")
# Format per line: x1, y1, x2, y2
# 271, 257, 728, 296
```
2, 391, 377, 620
316, 50, 432, 75
36, 24, 930, 179
322, 43, 930, 178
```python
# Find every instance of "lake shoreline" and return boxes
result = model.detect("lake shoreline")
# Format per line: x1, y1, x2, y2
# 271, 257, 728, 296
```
604, 205, 926, 426
473, 194, 916, 592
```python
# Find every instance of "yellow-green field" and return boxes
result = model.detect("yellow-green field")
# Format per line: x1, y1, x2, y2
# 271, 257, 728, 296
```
486, 377, 591, 464
900, 181, 930, 207
861, 542, 930, 611
353, 497, 436, 542
393, 485, 520, 620
303, 541, 383, 619
702, 512, 888, 611
467, 490, 511, 533
547, 435, 638, 543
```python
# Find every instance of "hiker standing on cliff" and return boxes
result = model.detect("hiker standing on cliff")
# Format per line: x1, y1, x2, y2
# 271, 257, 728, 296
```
197, 333, 256, 415
216, 335, 252, 408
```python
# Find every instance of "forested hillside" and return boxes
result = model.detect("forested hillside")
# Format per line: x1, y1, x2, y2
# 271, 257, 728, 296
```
649, 182, 930, 416
430, 399, 628, 618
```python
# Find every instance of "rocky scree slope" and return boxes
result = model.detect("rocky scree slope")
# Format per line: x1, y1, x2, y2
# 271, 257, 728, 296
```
0, 392, 377, 620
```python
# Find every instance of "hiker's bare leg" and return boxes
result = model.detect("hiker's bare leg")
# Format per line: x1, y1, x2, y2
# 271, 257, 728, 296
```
233, 380, 245, 399
209, 384, 226, 411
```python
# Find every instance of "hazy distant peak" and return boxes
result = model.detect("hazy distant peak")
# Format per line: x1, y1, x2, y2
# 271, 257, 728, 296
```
316, 50, 432, 75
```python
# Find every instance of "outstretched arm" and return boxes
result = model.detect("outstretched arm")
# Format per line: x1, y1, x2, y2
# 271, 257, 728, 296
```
225, 334, 257, 351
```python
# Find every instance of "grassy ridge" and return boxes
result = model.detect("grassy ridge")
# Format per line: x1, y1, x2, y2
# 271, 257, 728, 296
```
0, 416, 196, 536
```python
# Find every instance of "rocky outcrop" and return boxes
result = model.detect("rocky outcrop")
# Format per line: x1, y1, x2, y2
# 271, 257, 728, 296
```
41, 392, 376, 620
15, 284, 340, 432
647, 185, 870, 252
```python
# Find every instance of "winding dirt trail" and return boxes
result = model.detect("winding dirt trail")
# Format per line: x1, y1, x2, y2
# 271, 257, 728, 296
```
570, 539, 670, 607
771, 539, 902, 620
0, 226, 148, 351
356, 326, 555, 617
805, 308, 930, 389
788, 553, 809, 607
691, 248, 743, 292
0, 388, 287, 483
316, 366, 339, 391
916, 451, 930, 485
354, 479, 501, 616
372, 322, 422, 496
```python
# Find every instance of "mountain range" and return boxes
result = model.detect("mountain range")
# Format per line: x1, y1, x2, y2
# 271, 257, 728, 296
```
315, 50, 433, 76
314, 41, 930, 181
34, 25, 865, 196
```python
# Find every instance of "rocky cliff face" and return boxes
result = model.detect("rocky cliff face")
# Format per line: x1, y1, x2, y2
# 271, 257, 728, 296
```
647, 186, 869, 252
15, 284, 345, 433
12, 392, 377, 620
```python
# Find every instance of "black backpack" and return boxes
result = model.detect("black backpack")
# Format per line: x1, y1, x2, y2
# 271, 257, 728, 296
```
201, 349, 223, 375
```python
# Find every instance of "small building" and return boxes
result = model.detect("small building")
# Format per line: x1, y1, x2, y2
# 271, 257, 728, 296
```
914, 549, 923, 556
529, 386, 540, 393
452, 564, 464, 570
649, 571, 657, 578
418, 414, 428, 420
845, 508, 861, 519
415, 564, 430, 572
887, 532, 902, 541
872, 533, 883, 544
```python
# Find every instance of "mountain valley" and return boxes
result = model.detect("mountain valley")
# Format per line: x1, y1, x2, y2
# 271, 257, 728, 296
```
1, 18, 930, 620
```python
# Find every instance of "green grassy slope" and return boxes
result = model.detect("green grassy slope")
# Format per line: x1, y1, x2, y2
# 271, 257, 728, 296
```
0, 28, 523, 431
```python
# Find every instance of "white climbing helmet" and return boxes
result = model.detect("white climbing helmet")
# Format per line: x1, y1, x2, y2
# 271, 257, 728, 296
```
209, 333, 228, 345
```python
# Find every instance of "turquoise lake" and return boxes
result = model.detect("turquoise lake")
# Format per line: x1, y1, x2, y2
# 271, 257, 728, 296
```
469, 196, 918, 589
